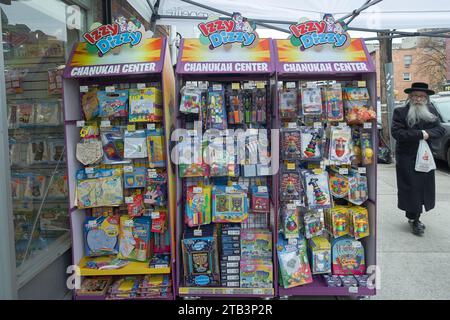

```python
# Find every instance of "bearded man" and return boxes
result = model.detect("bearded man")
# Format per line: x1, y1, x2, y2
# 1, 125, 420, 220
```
391, 82, 445, 235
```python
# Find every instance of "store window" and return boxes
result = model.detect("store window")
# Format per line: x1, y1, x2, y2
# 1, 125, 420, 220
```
403, 72, 411, 81
111, 0, 151, 30
0, 0, 95, 283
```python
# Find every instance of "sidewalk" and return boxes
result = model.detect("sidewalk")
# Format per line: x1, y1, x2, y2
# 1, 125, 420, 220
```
373, 161, 450, 300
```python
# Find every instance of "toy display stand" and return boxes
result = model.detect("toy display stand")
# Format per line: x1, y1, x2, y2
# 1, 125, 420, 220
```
174, 38, 279, 299
63, 37, 176, 300
274, 38, 377, 298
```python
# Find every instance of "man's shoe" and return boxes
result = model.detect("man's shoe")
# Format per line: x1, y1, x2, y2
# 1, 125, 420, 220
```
408, 219, 426, 230
410, 221, 425, 236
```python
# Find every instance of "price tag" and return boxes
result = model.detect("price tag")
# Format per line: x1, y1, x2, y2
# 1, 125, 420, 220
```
151, 212, 160, 219
225, 289, 233, 294
213, 84, 222, 91
88, 221, 97, 227
358, 81, 367, 88
338, 122, 347, 127
253, 289, 264, 295
287, 163, 296, 170
100, 120, 111, 128
228, 256, 240, 261
306, 82, 317, 88
147, 123, 156, 130
258, 186, 268, 193
124, 220, 134, 227
194, 229, 202, 237
349, 286, 359, 294
124, 165, 133, 173
80, 86, 89, 93
154, 264, 168, 269
256, 82, 265, 89
226, 186, 236, 193
358, 167, 367, 174
105, 86, 115, 93
193, 187, 203, 194
188, 130, 197, 137
243, 83, 252, 90
85, 167, 94, 174
288, 122, 297, 129
127, 124, 136, 132
288, 238, 298, 245
232, 83, 240, 90
314, 122, 322, 129
352, 242, 362, 248
227, 230, 240, 236
287, 203, 296, 210
137, 83, 146, 89
199, 82, 208, 90
286, 82, 296, 89
76, 120, 85, 127
363, 122, 373, 129
148, 169, 158, 178
125, 197, 134, 204
294, 200, 303, 206
313, 169, 323, 174
339, 168, 349, 175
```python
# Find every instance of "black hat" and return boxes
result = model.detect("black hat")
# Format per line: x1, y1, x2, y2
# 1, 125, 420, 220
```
404, 82, 435, 95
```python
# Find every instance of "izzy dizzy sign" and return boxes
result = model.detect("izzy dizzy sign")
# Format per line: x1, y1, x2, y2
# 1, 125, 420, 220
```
198, 12, 258, 49
289, 14, 350, 50
83, 22, 142, 55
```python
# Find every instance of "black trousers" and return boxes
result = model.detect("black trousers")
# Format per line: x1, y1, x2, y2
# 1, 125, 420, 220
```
406, 211, 421, 220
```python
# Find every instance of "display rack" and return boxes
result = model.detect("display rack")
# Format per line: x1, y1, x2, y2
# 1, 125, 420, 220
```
274, 37, 377, 297
174, 37, 279, 299
63, 36, 176, 300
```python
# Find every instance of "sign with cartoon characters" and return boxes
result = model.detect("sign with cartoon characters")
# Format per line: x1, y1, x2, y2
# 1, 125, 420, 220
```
198, 12, 259, 50
83, 19, 144, 56
289, 14, 350, 51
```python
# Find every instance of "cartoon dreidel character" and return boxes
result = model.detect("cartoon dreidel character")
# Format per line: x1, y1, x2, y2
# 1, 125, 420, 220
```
334, 137, 347, 158
304, 133, 319, 158
285, 175, 298, 195
287, 135, 299, 155
308, 177, 328, 206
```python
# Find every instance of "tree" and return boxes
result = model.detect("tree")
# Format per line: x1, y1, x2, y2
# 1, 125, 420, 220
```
416, 36, 447, 93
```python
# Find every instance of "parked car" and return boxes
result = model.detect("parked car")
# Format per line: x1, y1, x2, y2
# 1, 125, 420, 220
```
430, 93, 450, 169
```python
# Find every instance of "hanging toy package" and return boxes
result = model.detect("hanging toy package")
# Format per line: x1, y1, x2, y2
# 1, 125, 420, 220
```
329, 126, 354, 164
34, 101, 61, 125
347, 170, 368, 205
228, 89, 244, 125
144, 169, 167, 207
207, 134, 239, 177
129, 87, 162, 122
361, 132, 374, 165
206, 88, 227, 130
300, 127, 323, 161
118, 216, 152, 262
254, 87, 267, 124
279, 88, 298, 120
151, 210, 168, 233
324, 84, 344, 122
84, 215, 120, 257
281, 204, 300, 239
243, 89, 253, 124
328, 169, 349, 198
101, 126, 129, 164
325, 206, 350, 238
348, 206, 370, 240
124, 167, 147, 189
98, 89, 128, 118
302, 209, 325, 239
300, 86, 323, 116
342, 87, 376, 125
127, 193, 145, 217
24, 174, 46, 199
185, 185, 212, 227
76, 125, 103, 166
178, 134, 209, 178
179, 87, 202, 114
81, 89, 99, 121
146, 128, 166, 168
124, 129, 148, 159
212, 185, 248, 223
303, 170, 332, 210
281, 128, 301, 160
280, 163, 303, 202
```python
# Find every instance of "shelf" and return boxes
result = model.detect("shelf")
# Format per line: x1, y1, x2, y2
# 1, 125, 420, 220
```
178, 287, 274, 298
78, 257, 171, 276
75, 293, 173, 300
278, 277, 376, 297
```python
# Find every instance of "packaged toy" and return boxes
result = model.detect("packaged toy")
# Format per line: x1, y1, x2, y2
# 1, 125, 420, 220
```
240, 260, 273, 288
179, 87, 202, 114
77, 277, 112, 296
144, 169, 167, 207
212, 185, 248, 223
324, 274, 342, 287
281, 128, 301, 160
325, 206, 350, 238
328, 170, 349, 198
279, 89, 298, 119
324, 84, 344, 121
277, 235, 313, 288
347, 170, 368, 205
344, 100, 377, 125
300, 87, 323, 116
16, 103, 34, 126
76, 168, 123, 208
254, 87, 267, 124
84, 215, 119, 256
281, 204, 300, 239
46, 171, 68, 199
129, 87, 162, 122
178, 135, 209, 178
361, 132, 374, 165
329, 126, 354, 163
303, 170, 332, 209
206, 134, 239, 177
124, 167, 147, 189
148, 254, 170, 268
108, 276, 140, 299
127, 193, 145, 217
118, 216, 152, 262
124, 129, 147, 159
150, 210, 167, 233
348, 206, 370, 240
206, 89, 227, 130
308, 236, 331, 274
242, 89, 253, 124
98, 89, 128, 118
24, 174, 46, 199
34, 101, 61, 125
251, 185, 270, 213
146, 128, 166, 167
339, 275, 359, 287
302, 209, 325, 239
228, 91, 244, 124
81, 89, 99, 120
76, 139, 103, 166
182, 225, 220, 287
101, 126, 130, 164
352, 127, 362, 165
241, 229, 272, 260
300, 127, 323, 161
280, 163, 302, 202
342, 87, 370, 100
332, 236, 366, 275
27, 140, 49, 164
185, 185, 212, 227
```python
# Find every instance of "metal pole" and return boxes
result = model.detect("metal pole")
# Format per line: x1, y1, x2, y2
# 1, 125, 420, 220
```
385, 62, 396, 155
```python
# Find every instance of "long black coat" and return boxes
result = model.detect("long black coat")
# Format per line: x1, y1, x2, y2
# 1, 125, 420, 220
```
391, 103, 446, 213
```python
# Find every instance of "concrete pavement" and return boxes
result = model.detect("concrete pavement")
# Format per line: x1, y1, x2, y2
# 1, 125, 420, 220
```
372, 160, 450, 300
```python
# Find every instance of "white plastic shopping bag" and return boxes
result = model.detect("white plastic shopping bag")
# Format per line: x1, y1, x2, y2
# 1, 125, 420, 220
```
415, 140, 436, 172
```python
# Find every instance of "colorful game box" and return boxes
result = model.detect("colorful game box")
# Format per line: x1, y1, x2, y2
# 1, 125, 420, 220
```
240, 259, 273, 288
98, 89, 128, 118
84, 215, 119, 257
332, 236, 366, 275
241, 229, 272, 260
118, 216, 152, 262
212, 185, 248, 223
128, 87, 162, 122
325, 206, 350, 238
250, 185, 270, 213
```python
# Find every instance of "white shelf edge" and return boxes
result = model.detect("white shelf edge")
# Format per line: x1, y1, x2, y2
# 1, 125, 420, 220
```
16, 233, 72, 289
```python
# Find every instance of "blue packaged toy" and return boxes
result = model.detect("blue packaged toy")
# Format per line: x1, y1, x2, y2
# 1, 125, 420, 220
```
124, 167, 147, 189
206, 89, 227, 130
98, 89, 128, 118
84, 215, 120, 257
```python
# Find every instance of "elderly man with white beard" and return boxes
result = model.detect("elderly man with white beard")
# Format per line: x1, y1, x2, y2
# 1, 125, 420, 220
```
391, 82, 446, 235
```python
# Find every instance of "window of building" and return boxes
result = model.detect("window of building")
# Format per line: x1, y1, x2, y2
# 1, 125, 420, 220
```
403, 73, 411, 81
404, 55, 412, 67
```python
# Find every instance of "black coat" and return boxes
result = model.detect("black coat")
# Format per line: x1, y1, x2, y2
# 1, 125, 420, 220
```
391, 103, 446, 213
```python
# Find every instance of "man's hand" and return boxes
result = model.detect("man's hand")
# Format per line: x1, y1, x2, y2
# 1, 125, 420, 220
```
422, 130, 429, 140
